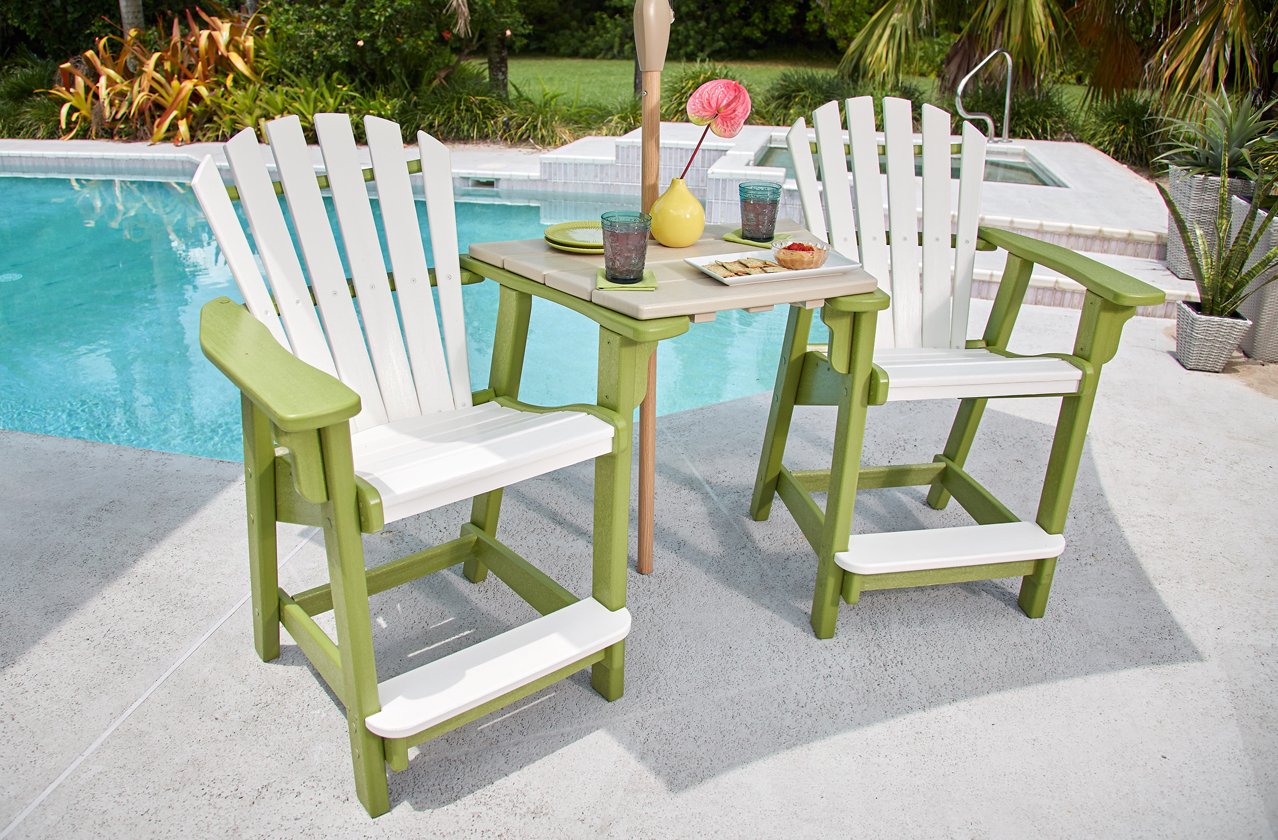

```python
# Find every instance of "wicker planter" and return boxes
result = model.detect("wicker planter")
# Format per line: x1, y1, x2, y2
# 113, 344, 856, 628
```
1166, 166, 1254, 280
1230, 195, 1278, 362
1174, 301, 1252, 372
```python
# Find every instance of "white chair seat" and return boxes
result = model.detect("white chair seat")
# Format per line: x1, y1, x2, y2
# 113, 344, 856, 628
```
877, 347, 1083, 401
365, 597, 631, 739
353, 402, 615, 524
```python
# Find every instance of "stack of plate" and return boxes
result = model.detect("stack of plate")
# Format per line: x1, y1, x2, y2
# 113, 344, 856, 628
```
544, 221, 604, 254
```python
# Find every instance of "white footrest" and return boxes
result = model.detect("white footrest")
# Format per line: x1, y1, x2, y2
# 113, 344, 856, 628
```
835, 522, 1065, 575
364, 598, 630, 739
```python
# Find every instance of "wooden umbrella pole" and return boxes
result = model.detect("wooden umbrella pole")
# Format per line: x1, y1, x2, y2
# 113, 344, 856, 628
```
638, 68, 661, 575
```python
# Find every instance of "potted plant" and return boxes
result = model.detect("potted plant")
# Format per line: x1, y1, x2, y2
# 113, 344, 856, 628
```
1157, 92, 1276, 280
1159, 163, 1278, 372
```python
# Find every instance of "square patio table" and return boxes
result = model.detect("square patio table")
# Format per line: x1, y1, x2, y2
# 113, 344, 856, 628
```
460, 222, 886, 574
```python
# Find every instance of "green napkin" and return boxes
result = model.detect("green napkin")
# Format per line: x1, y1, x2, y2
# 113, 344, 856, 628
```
596, 268, 657, 291
723, 228, 779, 248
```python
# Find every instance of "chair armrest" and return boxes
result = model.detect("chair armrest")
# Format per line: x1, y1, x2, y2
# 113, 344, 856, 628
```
491, 396, 627, 432
977, 227, 1166, 308
460, 254, 690, 344
200, 297, 361, 433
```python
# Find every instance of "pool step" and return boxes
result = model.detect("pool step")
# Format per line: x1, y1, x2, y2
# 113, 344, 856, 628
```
835, 522, 1065, 575
972, 248, 1191, 318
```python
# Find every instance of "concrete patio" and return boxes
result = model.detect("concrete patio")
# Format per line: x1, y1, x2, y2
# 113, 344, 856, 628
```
2, 299, 1275, 838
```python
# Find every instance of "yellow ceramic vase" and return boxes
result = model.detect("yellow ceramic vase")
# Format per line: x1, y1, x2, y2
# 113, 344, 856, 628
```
650, 178, 705, 248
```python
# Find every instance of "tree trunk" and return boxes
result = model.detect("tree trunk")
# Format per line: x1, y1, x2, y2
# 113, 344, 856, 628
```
486, 29, 508, 99
119, 0, 144, 32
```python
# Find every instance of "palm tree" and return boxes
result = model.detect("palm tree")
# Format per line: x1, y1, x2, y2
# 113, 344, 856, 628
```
1150, 0, 1277, 110
119, 0, 144, 33
839, 0, 1276, 107
839, 0, 1067, 91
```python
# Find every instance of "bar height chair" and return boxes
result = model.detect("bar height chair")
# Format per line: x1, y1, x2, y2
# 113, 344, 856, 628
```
751, 97, 1165, 638
193, 113, 639, 816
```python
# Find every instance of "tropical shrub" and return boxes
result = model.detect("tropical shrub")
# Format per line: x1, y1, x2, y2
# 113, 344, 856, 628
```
661, 61, 742, 121
203, 73, 401, 142
755, 69, 861, 125
519, 0, 833, 61
754, 69, 925, 125
597, 96, 641, 136
268, 0, 455, 90
0, 54, 61, 139
410, 65, 509, 142
501, 86, 590, 147
0, 0, 192, 61
48, 9, 261, 143
957, 83, 1077, 140
1084, 92, 1160, 170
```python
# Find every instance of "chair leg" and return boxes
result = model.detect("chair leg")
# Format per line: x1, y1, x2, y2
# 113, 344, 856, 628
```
589, 329, 647, 700
810, 555, 846, 639
926, 396, 989, 511
242, 397, 280, 662
589, 415, 632, 701
809, 306, 877, 639
317, 427, 391, 817
751, 306, 814, 521
1018, 557, 1057, 618
1018, 387, 1098, 617
462, 489, 502, 583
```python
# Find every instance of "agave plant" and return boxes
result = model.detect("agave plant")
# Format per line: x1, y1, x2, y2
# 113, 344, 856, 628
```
1159, 160, 1278, 318
1156, 91, 1278, 180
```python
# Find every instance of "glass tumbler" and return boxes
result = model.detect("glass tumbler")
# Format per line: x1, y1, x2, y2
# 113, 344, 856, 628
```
601, 211, 652, 284
738, 181, 782, 242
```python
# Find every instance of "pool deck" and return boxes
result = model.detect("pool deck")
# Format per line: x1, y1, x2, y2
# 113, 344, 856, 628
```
3, 300, 1276, 838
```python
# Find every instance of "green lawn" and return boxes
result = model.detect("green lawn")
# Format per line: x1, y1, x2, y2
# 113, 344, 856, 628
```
504, 57, 1089, 116
503, 56, 838, 106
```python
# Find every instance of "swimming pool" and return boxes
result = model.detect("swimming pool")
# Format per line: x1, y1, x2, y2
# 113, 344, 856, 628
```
755, 144, 1066, 187
0, 175, 798, 461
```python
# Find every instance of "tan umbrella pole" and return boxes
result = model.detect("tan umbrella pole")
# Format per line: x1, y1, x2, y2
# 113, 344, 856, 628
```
638, 69, 661, 575
635, 0, 670, 576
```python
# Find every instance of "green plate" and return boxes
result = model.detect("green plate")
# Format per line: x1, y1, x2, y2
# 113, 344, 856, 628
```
544, 221, 605, 248
545, 238, 604, 254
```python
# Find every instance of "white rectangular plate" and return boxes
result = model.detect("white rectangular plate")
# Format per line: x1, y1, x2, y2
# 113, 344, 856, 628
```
684, 249, 861, 286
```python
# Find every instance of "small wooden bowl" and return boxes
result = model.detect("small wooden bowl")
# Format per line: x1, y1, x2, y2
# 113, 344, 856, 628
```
773, 241, 829, 270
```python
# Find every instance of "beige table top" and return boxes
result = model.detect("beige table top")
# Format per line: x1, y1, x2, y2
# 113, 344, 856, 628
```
468, 222, 881, 322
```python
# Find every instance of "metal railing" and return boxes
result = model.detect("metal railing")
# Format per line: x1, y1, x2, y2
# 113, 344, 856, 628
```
955, 49, 1012, 143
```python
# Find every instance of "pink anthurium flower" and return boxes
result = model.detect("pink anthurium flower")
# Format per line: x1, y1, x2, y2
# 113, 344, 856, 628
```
679, 79, 751, 180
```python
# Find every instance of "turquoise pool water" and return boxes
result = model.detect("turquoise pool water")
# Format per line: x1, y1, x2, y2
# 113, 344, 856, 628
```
756, 146, 1065, 187
0, 176, 798, 461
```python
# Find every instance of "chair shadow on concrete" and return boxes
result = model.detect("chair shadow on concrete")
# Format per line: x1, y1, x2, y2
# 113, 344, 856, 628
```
262, 388, 1201, 810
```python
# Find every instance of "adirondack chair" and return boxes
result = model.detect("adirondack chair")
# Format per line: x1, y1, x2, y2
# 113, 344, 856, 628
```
751, 97, 1165, 638
193, 114, 635, 816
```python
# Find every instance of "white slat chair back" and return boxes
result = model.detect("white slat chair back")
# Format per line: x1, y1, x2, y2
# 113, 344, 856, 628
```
192, 114, 472, 432
788, 97, 987, 349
